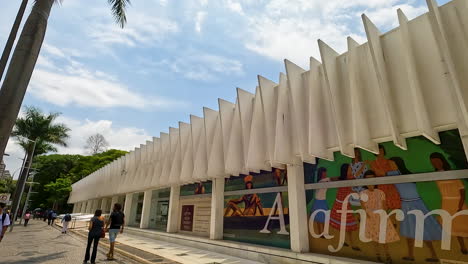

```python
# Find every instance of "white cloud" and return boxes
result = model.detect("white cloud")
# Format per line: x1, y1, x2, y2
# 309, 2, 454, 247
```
225, 0, 244, 15
89, 14, 179, 47
363, 4, 427, 29
195, 11, 207, 33
30, 46, 187, 109
55, 117, 152, 155
158, 52, 244, 81
228, 0, 427, 67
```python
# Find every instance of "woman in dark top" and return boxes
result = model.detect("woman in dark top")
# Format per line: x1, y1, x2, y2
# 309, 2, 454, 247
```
83, 209, 104, 264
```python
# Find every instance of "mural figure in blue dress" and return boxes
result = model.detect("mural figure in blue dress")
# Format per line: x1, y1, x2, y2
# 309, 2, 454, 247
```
390, 157, 441, 263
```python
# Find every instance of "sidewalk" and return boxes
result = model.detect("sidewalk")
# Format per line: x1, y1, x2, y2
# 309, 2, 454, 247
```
69, 224, 263, 264
0, 220, 140, 264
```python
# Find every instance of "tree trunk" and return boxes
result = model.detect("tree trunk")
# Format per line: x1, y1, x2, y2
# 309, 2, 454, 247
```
0, 0, 54, 158
0, 0, 29, 83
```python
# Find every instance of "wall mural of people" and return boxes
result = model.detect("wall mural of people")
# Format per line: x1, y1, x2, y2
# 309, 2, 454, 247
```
430, 152, 468, 255
310, 168, 330, 237
224, 175, 264, 217
360, 170, 400, 263
328, 164, 360, 251
306, 129, 468, 264
371, 145, 401, 210
180, 181, 212, 196
223, 169, 290, 249
391, 157, 441, 262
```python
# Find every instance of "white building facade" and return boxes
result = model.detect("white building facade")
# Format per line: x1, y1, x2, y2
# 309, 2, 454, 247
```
70, 1, 468, 263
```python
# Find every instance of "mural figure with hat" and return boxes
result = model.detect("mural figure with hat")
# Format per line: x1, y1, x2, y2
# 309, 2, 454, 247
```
224, 175, 264, 217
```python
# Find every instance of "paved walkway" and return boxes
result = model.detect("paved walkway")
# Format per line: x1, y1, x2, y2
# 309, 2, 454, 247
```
70, 225, 262, 264
0, 220, 139, 264
100, 231, 262, 264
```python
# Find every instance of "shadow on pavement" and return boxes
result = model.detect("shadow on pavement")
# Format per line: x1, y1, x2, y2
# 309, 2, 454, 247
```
2, 251, 67, 264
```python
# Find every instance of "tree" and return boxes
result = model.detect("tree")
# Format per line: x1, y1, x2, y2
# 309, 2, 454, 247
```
30, 149, 126, 211
0, 0, 131, 159
44, 177, 72, 210
10, 106, 70, 221
0, 0, 29, 82
85, 133, 109, 155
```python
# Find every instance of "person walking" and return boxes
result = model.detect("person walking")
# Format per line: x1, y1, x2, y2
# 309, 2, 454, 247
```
0, 203, 11, 243
104, 203, 125, 261
47, 210, 53, 225
23, 211, 31, 227
83, 209, 104, 264
62, 213, 72, 234
43, 209, 48, 222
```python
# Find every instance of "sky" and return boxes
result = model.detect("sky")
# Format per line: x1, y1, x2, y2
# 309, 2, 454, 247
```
0, 0, 451, 178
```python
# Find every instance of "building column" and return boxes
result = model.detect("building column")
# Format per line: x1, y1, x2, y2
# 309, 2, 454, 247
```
140, 190, 153, 229
86, 200, 92, 213
80, 202, 85, 213
287, 162, 309, 253
166, 186, 180, 233
123, 193, 134, 224
110, 196, 119, 212
92, 199, 100, 213
210, 178, 224, 240
100, 198, 108, 213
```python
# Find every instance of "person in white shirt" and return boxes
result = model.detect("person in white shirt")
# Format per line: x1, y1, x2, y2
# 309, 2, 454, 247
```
0, 203, 11, 242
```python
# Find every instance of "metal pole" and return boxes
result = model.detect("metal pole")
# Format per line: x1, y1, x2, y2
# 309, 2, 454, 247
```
19, 172, 35, 225
10, 139, 35, 232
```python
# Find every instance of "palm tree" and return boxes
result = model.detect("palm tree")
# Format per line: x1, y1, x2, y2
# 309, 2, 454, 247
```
0, 0, 131, 159
0, 0, 29, 82
9, 106, 70, 225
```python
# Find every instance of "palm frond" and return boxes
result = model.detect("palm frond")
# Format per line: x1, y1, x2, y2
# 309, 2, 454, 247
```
108, 0, 131, 28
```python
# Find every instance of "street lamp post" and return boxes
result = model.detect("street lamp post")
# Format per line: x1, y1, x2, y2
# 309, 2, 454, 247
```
19, 170, 38, 225
9, 137, 36, 232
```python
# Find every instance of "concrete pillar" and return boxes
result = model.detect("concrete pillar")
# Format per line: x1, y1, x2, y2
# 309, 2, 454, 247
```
100, 198, 108, 213
92, 199, 100, 213
110, 196, 119, 212
86, 200, 92, 213
210, 178, 224, 240
140, 190, 153, 229
81, 202, 86, 213
166, 186, 180, 233
123, 193, 133, 224
287, 162, 309, 253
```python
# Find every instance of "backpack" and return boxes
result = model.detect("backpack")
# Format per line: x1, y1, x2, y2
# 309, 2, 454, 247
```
1, 213, 7, 226
64, 214, 72, 222
52, 212, 57, 218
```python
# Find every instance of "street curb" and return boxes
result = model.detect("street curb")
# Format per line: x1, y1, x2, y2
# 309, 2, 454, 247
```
53, 224, 163, 264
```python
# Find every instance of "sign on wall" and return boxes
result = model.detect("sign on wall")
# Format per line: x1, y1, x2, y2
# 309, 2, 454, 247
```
306, 129, 468, 264
0, 193, 10, 204
180, 205, 194, 232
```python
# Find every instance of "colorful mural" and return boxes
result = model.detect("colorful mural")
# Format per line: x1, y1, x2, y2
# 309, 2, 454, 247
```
306, 129, 468, 263
180, 180, 212, 196
223, 169, 290, 248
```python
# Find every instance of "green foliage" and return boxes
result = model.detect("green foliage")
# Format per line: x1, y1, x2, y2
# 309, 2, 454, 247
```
30, 149, 126, 211
0, 178, 16, 194
12, 106, 70, 156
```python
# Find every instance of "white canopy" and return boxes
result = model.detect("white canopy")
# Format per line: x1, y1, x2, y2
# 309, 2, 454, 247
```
69, 0, 468, 203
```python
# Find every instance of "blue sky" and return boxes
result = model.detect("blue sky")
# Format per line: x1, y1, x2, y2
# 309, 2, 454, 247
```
0, 0, 450, 176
